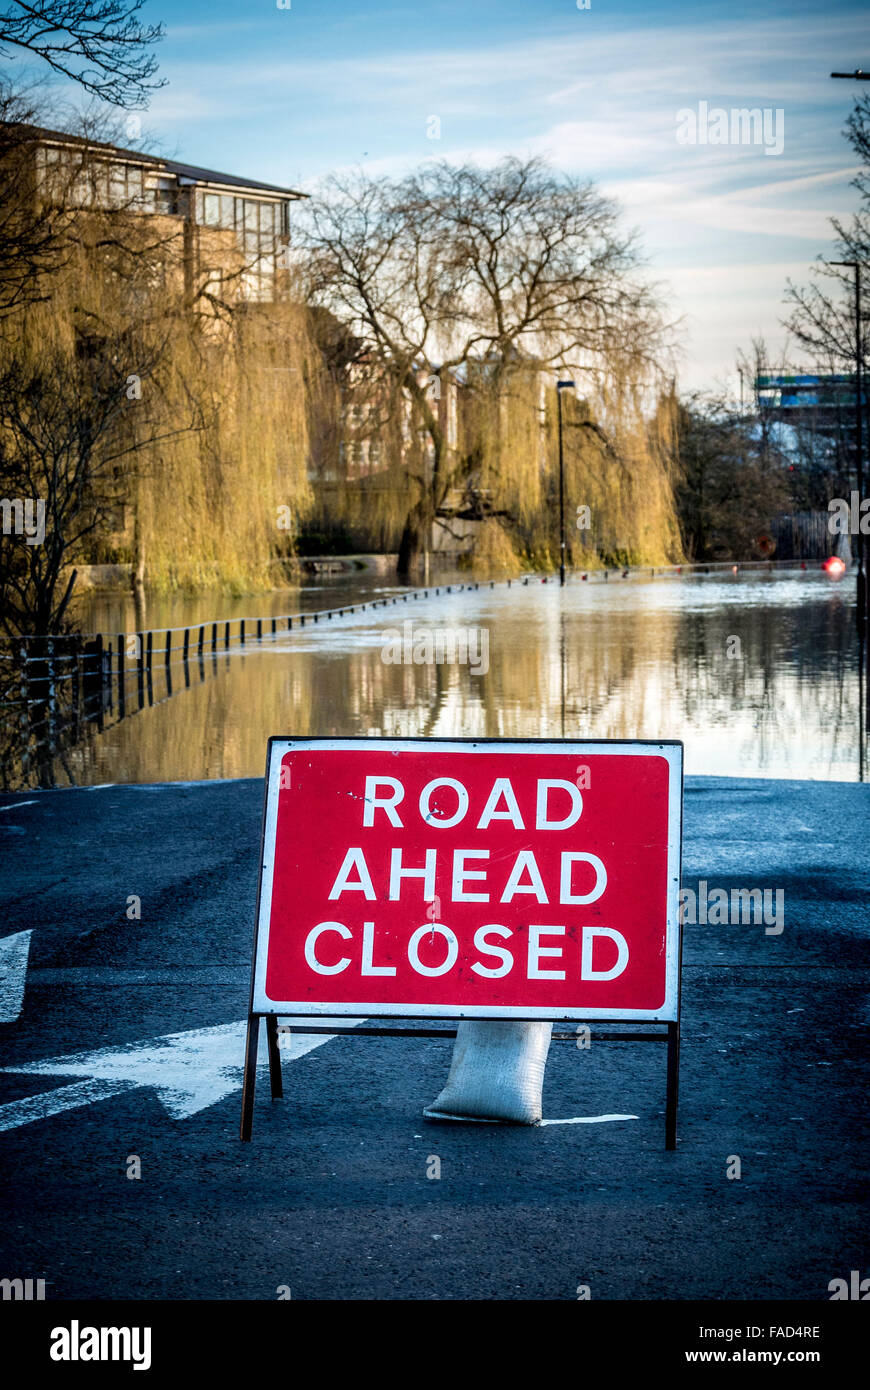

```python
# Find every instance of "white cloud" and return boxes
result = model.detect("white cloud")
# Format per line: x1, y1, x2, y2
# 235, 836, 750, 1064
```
144, 5, 866, 388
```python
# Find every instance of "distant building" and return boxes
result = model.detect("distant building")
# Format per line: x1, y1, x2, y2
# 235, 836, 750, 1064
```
755, 371, 863, 428
331, 358, 462, 484
16, 123, 306, 306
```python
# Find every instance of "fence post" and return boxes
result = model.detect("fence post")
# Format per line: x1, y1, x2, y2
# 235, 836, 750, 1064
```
116, 633, 125, 718
19, 639, 29, 784
165, 630, 171, 667
46, 638, 56, 754
106, 641, 114, 715
136, 635, 145, 709
95, 634, 104, 732
76, 635, 86, 738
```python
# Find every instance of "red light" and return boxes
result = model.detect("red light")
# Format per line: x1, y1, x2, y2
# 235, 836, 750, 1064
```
822, 556, 847, 576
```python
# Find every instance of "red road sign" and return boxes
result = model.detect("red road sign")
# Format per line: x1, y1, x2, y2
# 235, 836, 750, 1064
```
250, 738, 683, 1022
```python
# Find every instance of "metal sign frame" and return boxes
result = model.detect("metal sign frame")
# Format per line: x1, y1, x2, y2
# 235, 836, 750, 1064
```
241, 735, 684, 1146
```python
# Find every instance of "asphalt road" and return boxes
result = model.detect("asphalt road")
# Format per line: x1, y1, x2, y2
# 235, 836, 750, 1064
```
0, 775, 867, 1300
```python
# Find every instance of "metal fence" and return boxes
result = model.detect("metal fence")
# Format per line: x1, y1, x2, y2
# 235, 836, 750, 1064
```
0, 559, 825, 788
0, 580, 494, 786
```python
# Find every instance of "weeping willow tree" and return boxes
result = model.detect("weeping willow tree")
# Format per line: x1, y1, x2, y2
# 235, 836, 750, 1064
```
410, 353, 682, 573
544, 367, 683, 570
301, 155, 679, 577
132, 295, 317, 592
0, 194, 200, 634
0, 129, 320, 626
304, 310, 416, 555
454, 357, 546, 569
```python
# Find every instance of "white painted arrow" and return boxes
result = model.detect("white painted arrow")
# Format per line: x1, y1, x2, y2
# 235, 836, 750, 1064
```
539, 1114, 639, 1126
0, 930, 32, 1023
0, 1018, 351, 1133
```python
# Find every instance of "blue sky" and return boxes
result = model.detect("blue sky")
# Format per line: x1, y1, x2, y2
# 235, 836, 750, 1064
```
28, 0, 870, 389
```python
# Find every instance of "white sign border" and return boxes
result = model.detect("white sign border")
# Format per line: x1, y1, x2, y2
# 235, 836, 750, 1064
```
249, 737, 683, 1022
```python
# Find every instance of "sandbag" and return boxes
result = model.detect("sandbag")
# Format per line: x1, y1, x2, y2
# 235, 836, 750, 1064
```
424, 1019, 553, 1124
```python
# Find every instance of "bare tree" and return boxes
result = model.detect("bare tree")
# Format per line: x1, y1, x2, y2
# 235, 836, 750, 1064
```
0, 178, 201, 636
0, 83, 173, 317
302, 156, 666, 578
785, 95, 869, 389
0, 1, 164, 107
0, 329, 202, 636
302, 157, 671, 1122
673, 391, 789, 562
0, 85, 77, 315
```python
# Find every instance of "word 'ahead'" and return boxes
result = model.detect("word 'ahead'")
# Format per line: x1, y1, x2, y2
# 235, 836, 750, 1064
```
251, 738, 682, 1021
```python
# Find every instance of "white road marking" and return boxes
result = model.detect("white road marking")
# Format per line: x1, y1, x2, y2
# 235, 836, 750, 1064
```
0, 1017, 352, 1133
539, 1114, 639, 1126
0, 1078, 137, 1131
0, 930, 32, 1022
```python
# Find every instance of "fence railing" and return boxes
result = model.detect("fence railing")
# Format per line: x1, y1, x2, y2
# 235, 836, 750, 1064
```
0, 558, 829, 787
0, 579, 496, 783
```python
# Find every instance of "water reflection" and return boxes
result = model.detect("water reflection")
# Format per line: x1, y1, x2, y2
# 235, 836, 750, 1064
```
6, 570, 864, 787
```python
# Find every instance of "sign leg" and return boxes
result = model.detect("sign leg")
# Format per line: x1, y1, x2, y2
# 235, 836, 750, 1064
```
240, 1013, 260, 1142
665, 1021, 680, 1150
266, 1014, 283, 1100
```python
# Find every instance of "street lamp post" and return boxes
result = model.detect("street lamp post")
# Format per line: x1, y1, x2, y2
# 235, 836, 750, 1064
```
556, 380, 575, 586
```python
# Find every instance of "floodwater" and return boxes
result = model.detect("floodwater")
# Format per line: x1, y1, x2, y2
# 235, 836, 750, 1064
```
37, 565, 864, 787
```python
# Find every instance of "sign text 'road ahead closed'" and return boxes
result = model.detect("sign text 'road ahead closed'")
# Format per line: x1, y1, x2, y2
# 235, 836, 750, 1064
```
252, 739, 682, 1021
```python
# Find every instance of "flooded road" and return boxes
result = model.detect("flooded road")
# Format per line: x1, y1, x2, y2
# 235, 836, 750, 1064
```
43, 567, 863, 786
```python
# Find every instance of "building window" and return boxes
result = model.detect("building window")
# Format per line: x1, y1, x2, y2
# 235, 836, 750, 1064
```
147, 176, 177, 215
202, 192, 222, 226
126, 165, 145, 205
108, 163, 127, 207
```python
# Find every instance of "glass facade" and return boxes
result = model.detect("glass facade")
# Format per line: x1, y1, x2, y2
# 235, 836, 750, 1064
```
35, 142, 291, 303
37, 147, 150, 209
197, 190, 288, 301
